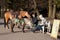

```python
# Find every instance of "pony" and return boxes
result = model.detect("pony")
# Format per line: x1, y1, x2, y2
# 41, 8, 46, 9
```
4, 11, 17, 32
4, 11, 14, 29
17, 11, 31, 32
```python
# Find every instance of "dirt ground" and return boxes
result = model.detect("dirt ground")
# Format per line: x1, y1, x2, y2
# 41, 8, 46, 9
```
0, 18, 60, 40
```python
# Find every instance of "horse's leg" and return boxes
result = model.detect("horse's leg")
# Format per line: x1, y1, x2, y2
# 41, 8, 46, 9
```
4, 15, 9, 29
5, 18, 9, 29
11, 21, 15, 32
4, 17, 9, 29
22, 22, 25, 32
6, 23, 9, 29
5, 18, 8, 29
11, 24, 14, 32
4, 17, 6, 28
17, 22, 20, 29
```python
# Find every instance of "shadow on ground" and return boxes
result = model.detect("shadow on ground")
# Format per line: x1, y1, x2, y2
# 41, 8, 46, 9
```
0, 23, 4, 25
0, 22, 10, 25
0, 31, 22, 36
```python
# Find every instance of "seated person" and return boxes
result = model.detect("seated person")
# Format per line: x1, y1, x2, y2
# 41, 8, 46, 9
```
32, 14, 47, 33
32, 13, 38, 27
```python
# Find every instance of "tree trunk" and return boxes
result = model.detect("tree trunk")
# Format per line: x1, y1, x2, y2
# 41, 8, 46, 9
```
52, 4, 56, 18
48, 0, 52, 18
33, 0, 39, 16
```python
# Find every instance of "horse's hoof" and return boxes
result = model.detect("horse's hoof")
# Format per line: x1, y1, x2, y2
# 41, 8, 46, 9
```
22, 31, 25, 33
8, 28, 9, 29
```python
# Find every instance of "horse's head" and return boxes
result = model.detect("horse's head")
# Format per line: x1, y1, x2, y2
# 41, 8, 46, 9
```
25, 12, 31, 20
18, 11, 31, 19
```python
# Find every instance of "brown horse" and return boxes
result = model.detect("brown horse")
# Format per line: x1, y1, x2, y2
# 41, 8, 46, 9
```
18, 11, 31, 19
4, 11, 14, 29
4, 10, 31, 32
18, 11, 31, 32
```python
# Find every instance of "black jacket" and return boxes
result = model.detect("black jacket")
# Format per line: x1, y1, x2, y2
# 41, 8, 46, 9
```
32, 17, 38, 24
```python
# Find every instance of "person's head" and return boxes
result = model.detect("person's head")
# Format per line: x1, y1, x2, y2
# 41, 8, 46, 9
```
32, 13, 35, 17
39, 14, 43, 19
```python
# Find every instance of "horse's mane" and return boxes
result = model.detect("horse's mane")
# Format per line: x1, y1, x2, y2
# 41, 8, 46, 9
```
20, 11, 28, 14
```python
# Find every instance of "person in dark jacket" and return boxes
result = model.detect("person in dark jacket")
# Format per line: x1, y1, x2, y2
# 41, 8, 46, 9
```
32, 13, 38, 27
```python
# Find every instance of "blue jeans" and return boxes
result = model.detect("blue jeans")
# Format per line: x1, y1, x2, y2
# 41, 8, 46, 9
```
32, 25, 43, 32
